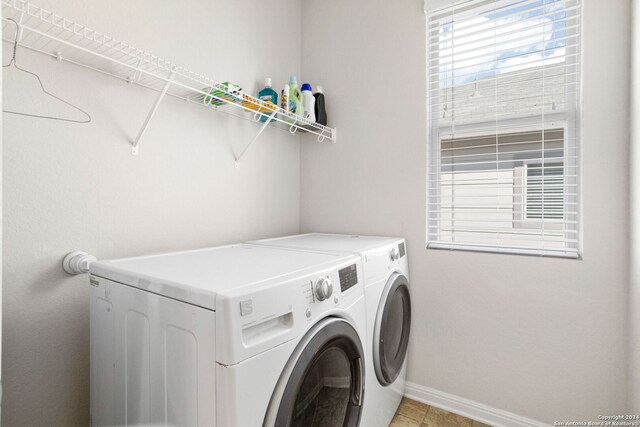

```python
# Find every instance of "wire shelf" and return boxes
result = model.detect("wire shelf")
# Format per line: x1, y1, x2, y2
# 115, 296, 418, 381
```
1, 0, 336, 157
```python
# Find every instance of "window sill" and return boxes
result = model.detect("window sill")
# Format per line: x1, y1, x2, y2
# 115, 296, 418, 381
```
426, 242, 581, 259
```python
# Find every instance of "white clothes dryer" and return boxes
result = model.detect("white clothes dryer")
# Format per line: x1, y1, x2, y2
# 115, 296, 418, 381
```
249, 234, 412, 427
89, 243, 367, 427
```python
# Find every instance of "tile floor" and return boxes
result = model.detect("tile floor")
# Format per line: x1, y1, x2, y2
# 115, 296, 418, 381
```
390, 397, 492, 427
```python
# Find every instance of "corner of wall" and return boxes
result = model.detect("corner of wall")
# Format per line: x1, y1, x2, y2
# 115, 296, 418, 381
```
629, 0, 640, 414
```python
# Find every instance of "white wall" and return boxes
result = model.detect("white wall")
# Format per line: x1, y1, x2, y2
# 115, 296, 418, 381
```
2, 0, 303, 424
300, 0, 630, 421
630, 0, 640, 414
1, 23, 4, 422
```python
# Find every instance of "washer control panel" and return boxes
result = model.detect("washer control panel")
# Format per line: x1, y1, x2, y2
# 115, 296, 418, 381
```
314, 277, 333, 301
217, 255, 363, 364
300, 259, 363, 322
338, 264, 358, 292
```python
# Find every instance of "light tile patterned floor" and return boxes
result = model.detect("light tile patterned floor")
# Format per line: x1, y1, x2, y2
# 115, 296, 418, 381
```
390, 397, 493, 427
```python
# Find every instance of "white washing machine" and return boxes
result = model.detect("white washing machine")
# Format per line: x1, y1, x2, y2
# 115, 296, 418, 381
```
89, 243, 368, 427
249, 234, 412, 427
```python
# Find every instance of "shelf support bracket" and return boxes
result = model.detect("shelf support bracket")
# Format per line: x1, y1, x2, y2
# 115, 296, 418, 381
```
131, 70, 175, 155
234, 110, 277, 168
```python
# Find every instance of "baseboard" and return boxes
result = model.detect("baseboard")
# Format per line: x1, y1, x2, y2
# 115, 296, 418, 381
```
404, 382, 550, 427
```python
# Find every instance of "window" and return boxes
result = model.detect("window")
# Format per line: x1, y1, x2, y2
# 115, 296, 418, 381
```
525, 161, 564, 220
426, 0, 581, 258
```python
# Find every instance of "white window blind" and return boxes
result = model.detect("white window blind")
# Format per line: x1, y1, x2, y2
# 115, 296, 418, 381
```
426, 0, 581, 258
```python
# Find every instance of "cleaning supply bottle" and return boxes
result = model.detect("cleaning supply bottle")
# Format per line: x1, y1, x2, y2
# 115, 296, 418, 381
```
314, 86, 327, 126
281, 85, 294, 123
301, 83, 316, 122
257, 78, 278, 122
288, 75, 302, 118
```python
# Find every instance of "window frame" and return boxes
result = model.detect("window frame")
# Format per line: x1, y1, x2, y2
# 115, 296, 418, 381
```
426, 0, 582, 258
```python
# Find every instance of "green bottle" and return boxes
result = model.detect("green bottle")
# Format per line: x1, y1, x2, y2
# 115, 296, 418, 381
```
288, 75, 302, 118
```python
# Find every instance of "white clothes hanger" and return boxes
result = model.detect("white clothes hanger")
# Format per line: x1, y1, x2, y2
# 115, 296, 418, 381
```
3, 18, 91, 124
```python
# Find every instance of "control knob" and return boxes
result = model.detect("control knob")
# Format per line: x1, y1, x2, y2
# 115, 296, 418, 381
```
314, 277, 333, 301
390, 247, 400, 261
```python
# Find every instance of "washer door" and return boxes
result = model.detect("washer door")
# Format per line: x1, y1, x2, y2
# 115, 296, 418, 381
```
373, 273, 411, 385
264, 317, 365, 427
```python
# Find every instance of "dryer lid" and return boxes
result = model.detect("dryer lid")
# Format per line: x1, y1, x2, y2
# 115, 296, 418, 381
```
90, 244, 355, 310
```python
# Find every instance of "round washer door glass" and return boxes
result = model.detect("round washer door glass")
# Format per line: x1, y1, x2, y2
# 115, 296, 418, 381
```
272, 318, 364, 427
374, 274, 411, 385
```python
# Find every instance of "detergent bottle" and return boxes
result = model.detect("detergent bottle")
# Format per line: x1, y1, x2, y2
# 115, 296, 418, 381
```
281, 85, 294, 123
314, 86, 327, 125
288, 75, 302, 118
301, 83, 316, 122
257, 78, 278, 122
